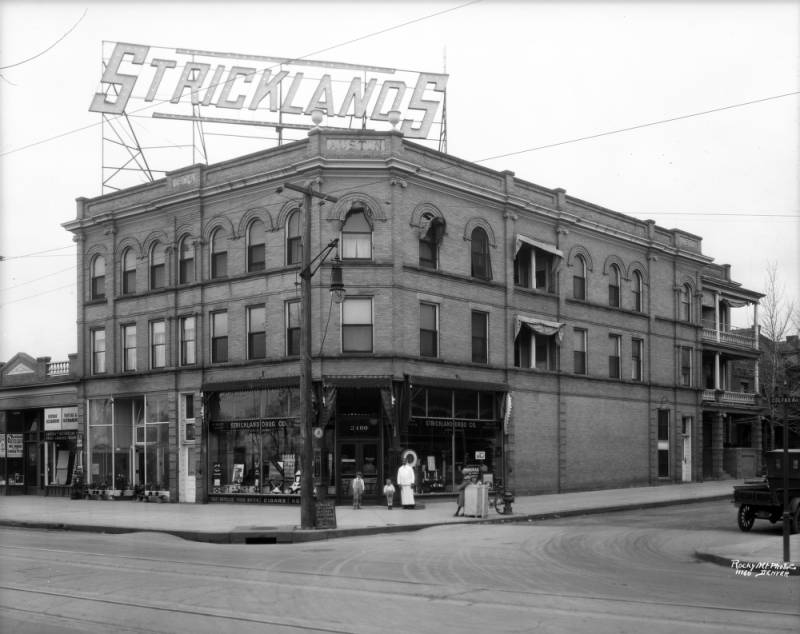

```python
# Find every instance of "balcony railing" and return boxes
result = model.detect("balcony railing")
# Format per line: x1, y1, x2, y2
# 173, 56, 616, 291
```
46, 361, 70, 376
702, 388, 757, 405
702, 328, 756, 350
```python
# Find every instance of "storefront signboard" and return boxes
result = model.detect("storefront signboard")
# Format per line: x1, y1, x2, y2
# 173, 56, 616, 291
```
89, 42, 448, 140
210, 418, 297, 432
44, 408, 62, 431
62, 407, 79, 430
409, 418, 497, 432
5, 434, 23, 458
44, 430, 79, 441
207, 494, 301, 505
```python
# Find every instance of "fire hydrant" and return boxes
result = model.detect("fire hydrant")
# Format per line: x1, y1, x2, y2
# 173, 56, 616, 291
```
501, 490, 515, 515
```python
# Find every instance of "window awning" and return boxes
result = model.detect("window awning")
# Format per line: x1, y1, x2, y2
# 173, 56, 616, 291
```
515, 234, 563, 258
515, 315, 565, 340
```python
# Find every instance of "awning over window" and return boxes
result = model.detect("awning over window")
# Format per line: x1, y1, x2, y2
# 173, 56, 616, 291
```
515, 234, 564, 258
515, 315, 565, 341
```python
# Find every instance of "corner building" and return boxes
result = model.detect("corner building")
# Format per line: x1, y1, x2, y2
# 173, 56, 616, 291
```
64, 129, 763, 504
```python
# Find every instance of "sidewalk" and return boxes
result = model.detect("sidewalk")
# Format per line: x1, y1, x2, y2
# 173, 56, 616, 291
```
1, 480, 797, 569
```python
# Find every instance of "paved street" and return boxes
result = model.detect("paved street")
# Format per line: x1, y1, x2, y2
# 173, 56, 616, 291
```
0, 500, 797, 633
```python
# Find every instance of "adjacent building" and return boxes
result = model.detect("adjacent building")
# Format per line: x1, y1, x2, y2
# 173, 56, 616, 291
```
55, 128, 764, 504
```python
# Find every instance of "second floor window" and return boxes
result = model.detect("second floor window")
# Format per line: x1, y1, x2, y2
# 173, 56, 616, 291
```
122, 248, 136, 295
680, 284, 692, 322
514, 322, 559, 371
91, 328, 106, 374
122, 324, 137, 371
341, 209, 372, 259
632, 338, 643, 381
286, 300, 300, 356
471, 311, 488, 364
91, 255, 105, 300
608, 264, 621, 308
247, 220, 266, 272
680, 346, 692, 386
248, 305, 266, 359
342, 297, 373, 352
573, 328, 587, 375
150, 320, 166, 369
210, 229, 227, 279
609, 334, 621, 379
179, 238, 194, 284
150, 242, 165, 290
470, 227, 491, 280
211, 311, 228, 363
419, 302, 438, 358
180, 316, 196, 365
573, 254, 586, 300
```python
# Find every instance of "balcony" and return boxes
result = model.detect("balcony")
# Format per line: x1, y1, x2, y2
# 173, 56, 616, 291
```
702, 328, 757, 350
46, 361, 71, 377
702, 388, 758, 406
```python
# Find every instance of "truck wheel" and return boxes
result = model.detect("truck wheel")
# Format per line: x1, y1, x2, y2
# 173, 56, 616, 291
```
737, 505, 755, 531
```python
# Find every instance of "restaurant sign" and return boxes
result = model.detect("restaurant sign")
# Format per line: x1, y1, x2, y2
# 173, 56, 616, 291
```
90, 42, 448, 139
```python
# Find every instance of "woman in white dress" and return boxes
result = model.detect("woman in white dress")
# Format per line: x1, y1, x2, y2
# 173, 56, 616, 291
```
396, 454, 416, 509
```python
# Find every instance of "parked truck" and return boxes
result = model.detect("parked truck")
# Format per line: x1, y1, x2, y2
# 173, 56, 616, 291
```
732, 449, 800, 533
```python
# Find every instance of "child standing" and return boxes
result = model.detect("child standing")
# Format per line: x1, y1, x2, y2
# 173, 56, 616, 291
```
351, 472, 365, 509
382, 478, 396, 510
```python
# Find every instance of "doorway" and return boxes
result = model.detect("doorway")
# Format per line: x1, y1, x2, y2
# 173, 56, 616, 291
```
337, 441, 380, 501
24, 442, 44, 494
681, 416, 693, 483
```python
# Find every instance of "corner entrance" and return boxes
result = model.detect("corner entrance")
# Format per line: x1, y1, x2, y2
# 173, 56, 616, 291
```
337, 441, 380, 500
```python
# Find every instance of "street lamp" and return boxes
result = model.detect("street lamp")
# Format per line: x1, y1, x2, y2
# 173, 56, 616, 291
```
280, 181, 340, 529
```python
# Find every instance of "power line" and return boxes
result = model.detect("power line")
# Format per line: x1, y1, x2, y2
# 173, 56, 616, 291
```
0, 283, 76, 307
0, 9, 87, 70
0, 245, 74, 260
0, 265, 76, 292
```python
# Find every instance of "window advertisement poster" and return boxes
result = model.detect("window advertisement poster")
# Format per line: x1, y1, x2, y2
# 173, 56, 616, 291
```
44, 408, 62, 431
62, 407, 79, 430
5, 435, 23, 458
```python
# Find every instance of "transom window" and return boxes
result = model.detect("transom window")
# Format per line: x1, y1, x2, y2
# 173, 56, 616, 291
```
341, 209, 372, 259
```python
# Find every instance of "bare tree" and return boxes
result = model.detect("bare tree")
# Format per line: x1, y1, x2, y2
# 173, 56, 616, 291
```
760, 262, 796, 449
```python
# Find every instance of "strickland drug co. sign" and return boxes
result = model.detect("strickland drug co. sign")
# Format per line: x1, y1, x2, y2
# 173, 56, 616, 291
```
89, 42, 448, 139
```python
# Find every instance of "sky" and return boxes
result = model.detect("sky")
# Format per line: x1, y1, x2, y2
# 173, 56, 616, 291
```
1, 0, 798, 362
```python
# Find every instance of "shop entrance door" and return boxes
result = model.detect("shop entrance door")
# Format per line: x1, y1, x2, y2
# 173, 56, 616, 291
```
24, 442, 45, 494
337, 441, 380, 502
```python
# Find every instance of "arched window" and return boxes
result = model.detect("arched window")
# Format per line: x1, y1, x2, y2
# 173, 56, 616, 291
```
419, 214, 445, 269
573, 254, 587, 300
470, 227, 491, 280
91, 255, 106, 299
150, 242, 166, 289
632, 270, 643, 312
608, 264, 621, 307
341, 208, 372, 259
247, 219, 265, 272
121, 248, 136, 295
286, 210, 302, 265
680, 284, 692, 322
210, 228, 227, 279
179, 237, 194, 284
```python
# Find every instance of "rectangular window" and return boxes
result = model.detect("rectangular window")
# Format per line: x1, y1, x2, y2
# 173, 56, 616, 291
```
92, 328, 106, 374
342, 297, 373, 352
122, 324, 137, 372
180, 316, 196, 365
211, 251, 227, 279
150, 320, 166, 369
658, 409, 670, 477
680, 346, 692, 386
573, 328, 587, 375
211, 311, 228, 363
573, 274, 586, 300
419, 302, 438, 358
514, 243, 557, 292
534, 333, 558, 371
513, 244, 532, 288
609, 334, 621, 379
286, 300, 300, 356
123, 268, 136, 295
609, 283, 620, 308
471, 311, 488, 364
631, 338, 643, 381
179, 255, 194, 285
247, 305, 266, 359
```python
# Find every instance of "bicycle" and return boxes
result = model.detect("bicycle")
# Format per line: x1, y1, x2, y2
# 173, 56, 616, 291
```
490, 480, 514, 515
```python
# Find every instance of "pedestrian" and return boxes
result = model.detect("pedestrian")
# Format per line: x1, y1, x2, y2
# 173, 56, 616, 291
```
382, 478, 396, 510
397, 454, 416, 509
454, 472, 471, 517
351, 472, 365, 509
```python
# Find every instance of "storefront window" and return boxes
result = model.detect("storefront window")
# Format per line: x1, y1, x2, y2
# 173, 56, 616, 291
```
208, 387, 303, 498
88, 399, 112, 487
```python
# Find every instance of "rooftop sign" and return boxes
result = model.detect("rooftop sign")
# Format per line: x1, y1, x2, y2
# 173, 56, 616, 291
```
89, 42, 448, 139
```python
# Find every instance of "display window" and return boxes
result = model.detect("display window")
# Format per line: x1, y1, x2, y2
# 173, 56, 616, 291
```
207, 387, 303, 500
407, 386, 502, 492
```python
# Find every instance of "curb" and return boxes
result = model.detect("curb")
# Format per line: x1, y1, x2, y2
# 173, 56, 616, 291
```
0, 494, 732, 544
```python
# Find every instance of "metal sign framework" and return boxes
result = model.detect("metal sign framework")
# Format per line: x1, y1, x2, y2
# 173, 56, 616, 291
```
92, 42, 448, 193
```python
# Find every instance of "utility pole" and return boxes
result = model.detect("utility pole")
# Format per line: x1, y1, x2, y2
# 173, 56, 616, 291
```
282, 180, 338, 530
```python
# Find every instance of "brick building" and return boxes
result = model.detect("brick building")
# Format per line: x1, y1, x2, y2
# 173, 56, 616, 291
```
61, 128, 764, 504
